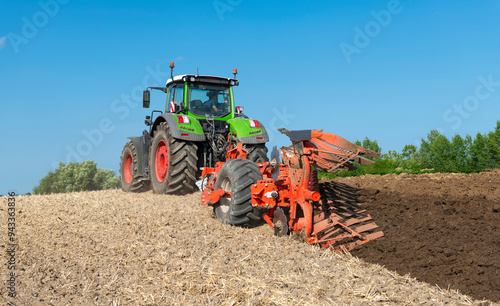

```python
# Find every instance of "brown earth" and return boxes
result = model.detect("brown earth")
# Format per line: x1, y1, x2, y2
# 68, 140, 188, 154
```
0, 171, 498, 305
330, 170, 500, 302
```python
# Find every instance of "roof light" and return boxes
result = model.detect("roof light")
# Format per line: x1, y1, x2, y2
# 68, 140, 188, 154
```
190, 77, 195, 82
249, 119, 260, 128
170, 62, 175, 79
178, 115, 190, 124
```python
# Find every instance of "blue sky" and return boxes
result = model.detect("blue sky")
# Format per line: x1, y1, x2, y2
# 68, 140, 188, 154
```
1, 0, 500, 194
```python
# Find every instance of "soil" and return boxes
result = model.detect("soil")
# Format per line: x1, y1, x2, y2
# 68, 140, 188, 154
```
330, 170, 500, 302
0, 171, 498, 305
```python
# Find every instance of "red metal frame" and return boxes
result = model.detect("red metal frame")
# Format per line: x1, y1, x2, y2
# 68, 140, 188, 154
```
200, 129, 383, 252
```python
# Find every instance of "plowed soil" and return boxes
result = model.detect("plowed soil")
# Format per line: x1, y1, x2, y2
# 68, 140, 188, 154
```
1, 171, 498, 305
331, 170, 500, 302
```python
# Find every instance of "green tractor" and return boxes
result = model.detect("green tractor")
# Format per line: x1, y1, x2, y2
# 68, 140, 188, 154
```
119, 63, 269, 195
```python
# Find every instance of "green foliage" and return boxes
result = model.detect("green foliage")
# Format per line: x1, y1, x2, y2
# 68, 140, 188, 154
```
33, 160, 120, 195
355, 137, 381, 160
420, 129, 455, 172
320, 120, 500, 179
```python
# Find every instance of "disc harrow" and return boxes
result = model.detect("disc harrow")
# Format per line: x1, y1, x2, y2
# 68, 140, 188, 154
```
201, 128, 384, 252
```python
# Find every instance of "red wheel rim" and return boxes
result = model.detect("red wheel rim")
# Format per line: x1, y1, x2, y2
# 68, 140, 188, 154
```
124, 154, 133, 184
155, 140, 168, 183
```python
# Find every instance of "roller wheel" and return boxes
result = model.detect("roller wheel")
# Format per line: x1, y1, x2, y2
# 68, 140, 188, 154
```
119, 142, 150, 192
150, 122, 198, 195
214, 159, 263, 226
245, 144, 269, 163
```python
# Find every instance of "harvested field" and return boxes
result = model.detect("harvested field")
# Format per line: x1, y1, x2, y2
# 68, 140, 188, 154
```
0, 171, 498, 305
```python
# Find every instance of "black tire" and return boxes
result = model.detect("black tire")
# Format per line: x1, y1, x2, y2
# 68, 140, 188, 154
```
119, 142, 151, 192
150, 122, 198, 195
214, 159, 263, 225
245, 144, 269, 163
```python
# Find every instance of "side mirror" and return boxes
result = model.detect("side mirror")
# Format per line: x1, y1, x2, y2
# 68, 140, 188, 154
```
236, 106, 244, 115
143, 90, 150, 108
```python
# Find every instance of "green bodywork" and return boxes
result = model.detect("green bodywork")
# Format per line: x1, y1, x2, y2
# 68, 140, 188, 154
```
151, 80, 267, 143
174, 114, 205, 135
227, 118, 265, 138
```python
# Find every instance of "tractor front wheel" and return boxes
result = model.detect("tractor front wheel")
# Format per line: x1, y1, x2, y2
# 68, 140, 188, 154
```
150, 122, 198, 195
119, 142, 150, 192
214, 159, 263, 226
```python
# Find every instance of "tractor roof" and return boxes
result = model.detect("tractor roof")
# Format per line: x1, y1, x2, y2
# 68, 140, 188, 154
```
166, 75, 239, 87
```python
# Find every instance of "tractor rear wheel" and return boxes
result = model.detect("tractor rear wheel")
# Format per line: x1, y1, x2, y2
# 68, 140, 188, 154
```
150, 122, 198, 195
119, 142, 150, 192
245, 144, 269, 163
214, 159, 263, 226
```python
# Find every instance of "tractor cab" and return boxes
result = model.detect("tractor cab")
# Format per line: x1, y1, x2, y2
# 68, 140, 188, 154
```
165, 74, 238, 119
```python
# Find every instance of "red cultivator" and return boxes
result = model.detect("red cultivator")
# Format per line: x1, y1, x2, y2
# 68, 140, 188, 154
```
201, 129, 383, 252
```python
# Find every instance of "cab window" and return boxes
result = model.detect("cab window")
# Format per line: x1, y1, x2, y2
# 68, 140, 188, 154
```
188, 84, 231, 117
166, 83, 185, 112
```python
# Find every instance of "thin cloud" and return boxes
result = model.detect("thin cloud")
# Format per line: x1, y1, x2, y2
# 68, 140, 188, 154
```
175, 56, 185, 61
0, 36, 6, 50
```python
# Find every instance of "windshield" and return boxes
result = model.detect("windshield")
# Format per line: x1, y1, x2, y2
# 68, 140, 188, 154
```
188, 84, 231, 117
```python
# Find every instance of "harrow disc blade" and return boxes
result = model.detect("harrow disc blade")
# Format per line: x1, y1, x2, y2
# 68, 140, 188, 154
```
273, 207, 289, 237
270, 145, 281, 182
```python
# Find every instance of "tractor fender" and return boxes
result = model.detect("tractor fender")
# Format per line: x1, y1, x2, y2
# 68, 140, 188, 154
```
127, 132, 152, 178
151, 113, 206, 142
228, 118, 269, 144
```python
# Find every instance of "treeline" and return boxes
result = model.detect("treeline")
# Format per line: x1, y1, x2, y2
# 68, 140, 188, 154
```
33, 160, 120, 194
322, 120, 500, 178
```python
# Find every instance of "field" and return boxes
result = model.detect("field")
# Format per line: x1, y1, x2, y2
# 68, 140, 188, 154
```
1, 170, 499, 305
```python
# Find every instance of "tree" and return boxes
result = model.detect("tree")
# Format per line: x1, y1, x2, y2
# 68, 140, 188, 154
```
449, 134, 470, 172
355, 137, 381, 162
358, 137, 381, 153
33, 160, 120, 194
401, 144, 418, 160
486, 120, 500, 168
